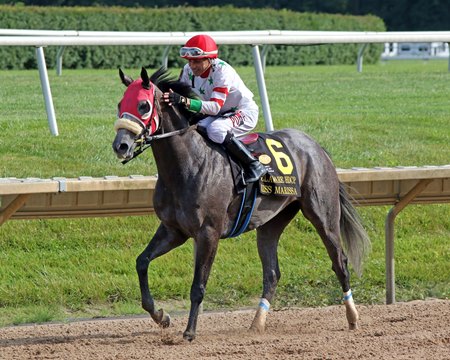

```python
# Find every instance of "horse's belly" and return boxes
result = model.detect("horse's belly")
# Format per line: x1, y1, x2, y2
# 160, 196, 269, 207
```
247, 195, 298, 230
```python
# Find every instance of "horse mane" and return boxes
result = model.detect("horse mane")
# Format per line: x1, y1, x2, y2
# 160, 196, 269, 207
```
150, 67, 203, 124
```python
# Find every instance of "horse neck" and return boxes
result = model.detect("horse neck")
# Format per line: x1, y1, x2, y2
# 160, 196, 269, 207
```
153, 131, 212, 182
151, 109, 208, 181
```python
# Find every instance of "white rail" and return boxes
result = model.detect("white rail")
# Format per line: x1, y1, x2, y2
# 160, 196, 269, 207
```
2, 30, 450, 45
1, 29, 450, 136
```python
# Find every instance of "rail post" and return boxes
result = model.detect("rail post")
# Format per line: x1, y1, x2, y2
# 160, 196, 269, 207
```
385, 178, 434, 304
252, 45, 274, 131
36, 46, 59, 136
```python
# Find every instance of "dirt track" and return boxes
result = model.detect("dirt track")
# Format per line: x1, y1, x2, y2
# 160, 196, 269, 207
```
0, 299, 449, 359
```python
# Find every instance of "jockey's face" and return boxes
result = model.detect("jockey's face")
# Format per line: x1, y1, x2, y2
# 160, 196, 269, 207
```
188, 58, 212, 76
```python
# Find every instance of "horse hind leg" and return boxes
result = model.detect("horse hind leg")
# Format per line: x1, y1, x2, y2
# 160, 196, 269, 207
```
300, 188, 359, 330
250, 202, 300, 333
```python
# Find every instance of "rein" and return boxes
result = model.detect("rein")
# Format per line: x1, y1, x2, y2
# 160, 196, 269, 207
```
145, 124, 197, 143
122, 124, 197, 164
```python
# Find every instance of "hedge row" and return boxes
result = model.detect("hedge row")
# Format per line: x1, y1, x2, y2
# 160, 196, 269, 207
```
0, 5, 386, 70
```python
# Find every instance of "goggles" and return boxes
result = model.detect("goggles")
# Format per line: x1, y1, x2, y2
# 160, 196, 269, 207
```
180, 47, 218, 58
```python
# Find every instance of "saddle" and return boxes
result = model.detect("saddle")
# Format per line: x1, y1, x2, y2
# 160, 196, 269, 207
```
241, 133, 260, 145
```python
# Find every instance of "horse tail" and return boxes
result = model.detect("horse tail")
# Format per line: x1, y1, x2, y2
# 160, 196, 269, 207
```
339, 182, 371, 277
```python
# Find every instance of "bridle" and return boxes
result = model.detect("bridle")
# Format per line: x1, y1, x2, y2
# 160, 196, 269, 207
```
121, 123, 197, 164
115, 79, 196, 164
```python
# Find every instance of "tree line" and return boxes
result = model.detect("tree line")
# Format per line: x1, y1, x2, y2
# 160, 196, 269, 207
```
0, 6, 385, 69
1, 0, 449, 31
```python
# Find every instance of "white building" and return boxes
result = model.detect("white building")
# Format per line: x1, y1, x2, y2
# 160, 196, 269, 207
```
381, 42, 449, 60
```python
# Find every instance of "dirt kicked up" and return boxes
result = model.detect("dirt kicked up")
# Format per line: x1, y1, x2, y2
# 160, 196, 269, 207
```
0, 299, 449, 359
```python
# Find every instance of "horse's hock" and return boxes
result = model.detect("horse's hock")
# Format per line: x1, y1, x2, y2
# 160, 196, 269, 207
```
1, 165, 449, 304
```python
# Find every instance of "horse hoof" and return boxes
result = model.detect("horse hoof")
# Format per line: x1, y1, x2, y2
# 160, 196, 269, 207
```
153, 309, 171, 328
249, 324, 265, 334
250, 307, 268, 334
249, 326, 264, 334
345, 302, 359, 328
159, 312, 171, 328
183, 330, 196, 342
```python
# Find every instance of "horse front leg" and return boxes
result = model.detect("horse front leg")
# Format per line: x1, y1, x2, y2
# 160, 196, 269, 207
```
136, 223, 188, 328
183, 233, 219, 342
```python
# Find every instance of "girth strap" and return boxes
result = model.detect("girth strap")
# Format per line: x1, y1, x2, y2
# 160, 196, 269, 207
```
226, 182, 258, 238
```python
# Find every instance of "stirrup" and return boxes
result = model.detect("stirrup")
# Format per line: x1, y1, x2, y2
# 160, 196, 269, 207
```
244, 161, 267, 183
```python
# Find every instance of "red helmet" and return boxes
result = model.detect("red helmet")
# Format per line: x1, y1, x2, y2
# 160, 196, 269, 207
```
180, 34, 218, 60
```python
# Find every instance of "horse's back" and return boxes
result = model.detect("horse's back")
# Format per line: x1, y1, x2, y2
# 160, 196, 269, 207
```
270, 128, 327, 153
273, 128, 341, 211
268, 128, 337, 180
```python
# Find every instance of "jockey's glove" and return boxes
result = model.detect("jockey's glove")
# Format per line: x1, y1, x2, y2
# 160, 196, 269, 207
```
163, 89, 202, 113
164, 91, 188, 106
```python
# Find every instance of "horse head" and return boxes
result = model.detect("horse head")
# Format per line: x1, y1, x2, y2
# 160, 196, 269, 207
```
112, 67, 197, 161
112, 67, 160, 160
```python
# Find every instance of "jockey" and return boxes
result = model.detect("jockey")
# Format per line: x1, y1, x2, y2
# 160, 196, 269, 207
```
162, 34, 267, 184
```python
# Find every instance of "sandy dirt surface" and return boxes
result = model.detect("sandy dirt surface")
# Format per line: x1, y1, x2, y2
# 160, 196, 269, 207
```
0, 299, 449, 359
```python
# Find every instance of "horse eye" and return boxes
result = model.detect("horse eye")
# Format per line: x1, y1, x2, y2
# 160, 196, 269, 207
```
138, 100, 150, 116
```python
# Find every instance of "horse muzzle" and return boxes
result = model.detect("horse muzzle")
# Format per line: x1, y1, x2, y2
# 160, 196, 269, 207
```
112, 128, 137, 160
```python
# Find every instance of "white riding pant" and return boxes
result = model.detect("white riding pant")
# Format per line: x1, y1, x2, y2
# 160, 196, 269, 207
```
198, 108, 259, 144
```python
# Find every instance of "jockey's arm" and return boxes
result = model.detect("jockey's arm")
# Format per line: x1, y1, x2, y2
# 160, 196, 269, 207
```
165, 88, 228, 116
189, 98, 220, 115
189, 86, 228, 115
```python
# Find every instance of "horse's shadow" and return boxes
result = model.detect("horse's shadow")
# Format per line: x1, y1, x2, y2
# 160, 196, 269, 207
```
0, 329, 156, 348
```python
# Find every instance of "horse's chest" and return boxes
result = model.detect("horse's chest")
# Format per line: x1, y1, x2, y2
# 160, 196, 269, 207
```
154, 190, 203, 225
154, 183, 232, 233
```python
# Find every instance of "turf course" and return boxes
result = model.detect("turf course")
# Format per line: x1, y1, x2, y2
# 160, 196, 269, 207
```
0, 60, 449, 326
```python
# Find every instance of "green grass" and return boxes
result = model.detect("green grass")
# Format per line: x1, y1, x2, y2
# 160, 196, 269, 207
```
0, 61, 449, 326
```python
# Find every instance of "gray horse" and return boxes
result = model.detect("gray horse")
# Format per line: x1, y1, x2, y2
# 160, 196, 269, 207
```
112, 67, 370, 341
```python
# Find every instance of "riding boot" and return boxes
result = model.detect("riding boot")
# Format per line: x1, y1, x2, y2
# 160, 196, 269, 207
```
223, 132, 267, 183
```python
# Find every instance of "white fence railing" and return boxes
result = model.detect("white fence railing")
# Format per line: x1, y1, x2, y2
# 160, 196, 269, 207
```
1, 30, 450, 136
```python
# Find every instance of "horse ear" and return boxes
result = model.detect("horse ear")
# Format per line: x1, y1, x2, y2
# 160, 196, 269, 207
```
119, 68, 133, 87
141, 67, 150, 90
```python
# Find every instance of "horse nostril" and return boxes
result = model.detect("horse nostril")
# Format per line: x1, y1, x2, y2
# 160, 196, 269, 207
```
118, 143, 129, 152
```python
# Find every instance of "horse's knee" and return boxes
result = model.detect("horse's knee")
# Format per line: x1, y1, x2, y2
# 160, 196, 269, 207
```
190, 284, 206, 304
136, 254, 149, 274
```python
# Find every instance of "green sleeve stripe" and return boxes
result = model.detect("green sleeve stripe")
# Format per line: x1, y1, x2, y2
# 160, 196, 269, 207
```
189, 99, 202, 112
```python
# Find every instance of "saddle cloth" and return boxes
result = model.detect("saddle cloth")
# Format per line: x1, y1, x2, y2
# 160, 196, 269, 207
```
241, 132, 301, 197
